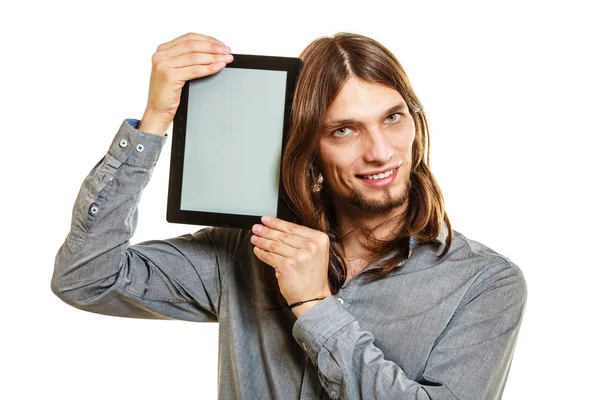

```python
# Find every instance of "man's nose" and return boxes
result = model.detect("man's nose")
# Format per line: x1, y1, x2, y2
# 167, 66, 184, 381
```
363, 128, 393, 164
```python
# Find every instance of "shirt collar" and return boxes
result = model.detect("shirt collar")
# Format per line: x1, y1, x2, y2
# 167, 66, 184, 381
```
432, 221, 449, 245
342, 221, 450, 279
404, 221, 449, 265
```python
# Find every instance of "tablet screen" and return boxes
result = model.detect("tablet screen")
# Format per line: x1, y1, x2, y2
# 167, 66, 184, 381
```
168, 54, 301, 229
180, 67, 287, 216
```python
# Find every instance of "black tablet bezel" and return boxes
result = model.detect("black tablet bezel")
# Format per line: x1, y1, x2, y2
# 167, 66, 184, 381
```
167, 54, 302, 229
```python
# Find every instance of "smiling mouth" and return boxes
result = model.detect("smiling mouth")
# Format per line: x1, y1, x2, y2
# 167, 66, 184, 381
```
359, 167, 398, 181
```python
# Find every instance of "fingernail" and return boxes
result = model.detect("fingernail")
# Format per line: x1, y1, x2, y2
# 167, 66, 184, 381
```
262, 216, 271, 223
250, 235, 257, 243
222, 54, 233, 62
222, 46, 231, 53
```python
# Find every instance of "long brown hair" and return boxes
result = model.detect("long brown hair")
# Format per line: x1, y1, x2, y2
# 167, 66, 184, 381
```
282, 33, 452, 293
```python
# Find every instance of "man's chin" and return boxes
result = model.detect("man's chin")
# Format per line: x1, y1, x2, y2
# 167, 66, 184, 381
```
348, 188, 408, 214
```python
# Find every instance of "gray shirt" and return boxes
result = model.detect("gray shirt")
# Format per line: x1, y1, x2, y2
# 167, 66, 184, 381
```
52, 120, 527, 400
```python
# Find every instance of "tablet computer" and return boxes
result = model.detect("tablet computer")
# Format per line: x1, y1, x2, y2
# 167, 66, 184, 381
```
167, 54, 302, 229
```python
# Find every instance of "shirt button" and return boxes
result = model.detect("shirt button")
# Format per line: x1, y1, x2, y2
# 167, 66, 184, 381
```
136, 144, 144, 152
119, 139, 128, 148
89, 205, 99, 214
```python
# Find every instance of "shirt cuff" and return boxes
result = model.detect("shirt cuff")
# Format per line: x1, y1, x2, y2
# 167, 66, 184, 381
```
108, 119, 168, 169
292, 296, 356, 364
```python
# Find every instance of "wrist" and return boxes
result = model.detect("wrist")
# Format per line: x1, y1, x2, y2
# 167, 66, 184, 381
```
138, 110, 172, 136
290, 295, 329, 318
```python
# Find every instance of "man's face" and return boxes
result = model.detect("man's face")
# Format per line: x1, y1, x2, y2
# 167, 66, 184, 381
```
317, 78, 416, 215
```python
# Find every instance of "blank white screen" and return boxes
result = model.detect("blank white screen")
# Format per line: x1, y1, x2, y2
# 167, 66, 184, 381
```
181, 68, 287, 216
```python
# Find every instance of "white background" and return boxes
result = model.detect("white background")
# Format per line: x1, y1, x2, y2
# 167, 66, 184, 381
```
1, 0, 598, 398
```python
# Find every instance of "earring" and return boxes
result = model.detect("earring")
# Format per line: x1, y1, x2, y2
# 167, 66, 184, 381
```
312, 172, 323, 193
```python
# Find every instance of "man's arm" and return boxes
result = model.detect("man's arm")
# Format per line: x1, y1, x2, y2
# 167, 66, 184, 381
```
52, 32, 235, 320
292, 259, 527, 400
52, 120, 223, 321
250, 215, 526, 399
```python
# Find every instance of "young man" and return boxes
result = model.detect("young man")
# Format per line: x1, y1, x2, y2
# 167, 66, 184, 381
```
52, 32, 526, 399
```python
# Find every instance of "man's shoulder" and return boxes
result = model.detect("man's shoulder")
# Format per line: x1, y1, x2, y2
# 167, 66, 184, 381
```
450, 230, 514, 263
168, 226, 252, 260
192, 226, 251, 242
447, 230, 526, 291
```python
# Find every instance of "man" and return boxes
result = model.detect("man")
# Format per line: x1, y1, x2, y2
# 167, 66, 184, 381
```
52, 32, 526, 399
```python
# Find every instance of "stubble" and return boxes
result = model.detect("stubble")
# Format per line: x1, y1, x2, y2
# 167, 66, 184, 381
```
348, 178, 412, 214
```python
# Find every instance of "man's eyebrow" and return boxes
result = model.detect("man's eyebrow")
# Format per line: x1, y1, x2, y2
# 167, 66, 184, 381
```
322, 102, 409, 130
382, 102, 408, 115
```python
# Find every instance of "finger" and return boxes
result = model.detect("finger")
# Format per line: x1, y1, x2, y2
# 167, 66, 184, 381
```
163, 40, 231, 59
260, 216, 317, 240
253, 246, 287, 270
173, 62, 228, 81
251, 234, 297, 258
157, 32, 225, 52
252, 224, 304, 249
162, 52, 233, 69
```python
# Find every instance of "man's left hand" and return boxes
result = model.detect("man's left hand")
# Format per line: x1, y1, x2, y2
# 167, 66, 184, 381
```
251, 216, 332, 317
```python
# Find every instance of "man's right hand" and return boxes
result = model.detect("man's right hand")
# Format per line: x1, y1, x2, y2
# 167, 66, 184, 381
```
139, 32, 233, 136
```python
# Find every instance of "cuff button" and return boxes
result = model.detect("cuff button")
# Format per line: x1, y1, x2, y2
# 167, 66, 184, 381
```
119, 139, 128, 148
136, 144, 144, 152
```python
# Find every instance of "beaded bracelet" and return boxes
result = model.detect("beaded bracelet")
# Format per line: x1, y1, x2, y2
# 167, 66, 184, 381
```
288, 296, 327, 310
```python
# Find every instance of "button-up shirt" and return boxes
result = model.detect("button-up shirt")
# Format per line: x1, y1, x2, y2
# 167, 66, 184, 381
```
52, 120, 527, 399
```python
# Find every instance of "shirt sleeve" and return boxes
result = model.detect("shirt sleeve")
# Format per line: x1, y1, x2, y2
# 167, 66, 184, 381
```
51, 120, 223, 322
292, 261, 527, 400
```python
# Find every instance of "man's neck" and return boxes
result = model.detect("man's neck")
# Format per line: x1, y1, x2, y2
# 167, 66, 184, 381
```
333, 201, 407, 269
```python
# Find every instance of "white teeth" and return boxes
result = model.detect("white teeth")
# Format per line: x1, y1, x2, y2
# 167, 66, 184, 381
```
364, 168, 396, 180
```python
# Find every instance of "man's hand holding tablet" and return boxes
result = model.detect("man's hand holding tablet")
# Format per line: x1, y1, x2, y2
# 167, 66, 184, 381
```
138, 32, 234, 136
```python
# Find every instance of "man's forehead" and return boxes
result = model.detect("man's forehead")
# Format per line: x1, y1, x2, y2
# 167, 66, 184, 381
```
323, 79, 407, 122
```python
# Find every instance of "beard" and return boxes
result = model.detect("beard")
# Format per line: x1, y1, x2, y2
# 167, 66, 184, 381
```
347, 178, 411, 214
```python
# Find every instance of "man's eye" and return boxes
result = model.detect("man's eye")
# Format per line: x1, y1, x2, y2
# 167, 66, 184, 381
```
333, 127, 353, 137
386, 113, 401, 123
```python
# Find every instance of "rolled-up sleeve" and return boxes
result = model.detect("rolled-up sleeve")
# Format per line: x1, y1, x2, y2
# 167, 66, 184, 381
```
52, 120, 222, 322
292, 262, 527, 400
